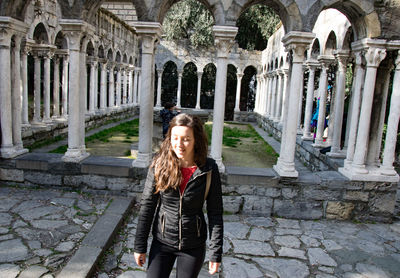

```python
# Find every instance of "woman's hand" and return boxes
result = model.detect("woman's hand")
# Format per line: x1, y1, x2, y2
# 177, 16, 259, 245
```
134, 252, 146, 267
209, 261, 220, 274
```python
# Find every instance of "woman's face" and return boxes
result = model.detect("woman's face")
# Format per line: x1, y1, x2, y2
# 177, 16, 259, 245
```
171, 126, 195, 163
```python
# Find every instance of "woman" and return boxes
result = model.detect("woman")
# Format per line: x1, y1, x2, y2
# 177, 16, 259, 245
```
134, 113, 223, 278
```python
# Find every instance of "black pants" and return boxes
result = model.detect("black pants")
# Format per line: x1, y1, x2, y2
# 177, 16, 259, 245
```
147, 239, 206, 278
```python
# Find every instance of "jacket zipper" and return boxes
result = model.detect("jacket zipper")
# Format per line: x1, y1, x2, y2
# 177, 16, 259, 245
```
161, 212, 166, 238
196, 215, 201, 237
178, 170, 210, 250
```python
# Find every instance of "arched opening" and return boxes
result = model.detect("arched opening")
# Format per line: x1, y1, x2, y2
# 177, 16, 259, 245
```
325, 31, 337, 56
32, 23, 49, 44
242, 66, 257, 112
310, 39, 321, 60
200, 63, 216, 110
161, 61, 178, 106
225, 64, 238, 121
181, 62, 198, 108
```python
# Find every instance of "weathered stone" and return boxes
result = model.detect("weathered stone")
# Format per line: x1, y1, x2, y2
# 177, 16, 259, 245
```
224, 222, 249, 239
55, 241, 75, 252
244, 216, 274, 227
0, 239, 29, 263
19, 206, 63, 221
275, 228, 302, 236
300, 235, 320, 247
24, 172, 62, 186
33, 249, 53, 257
222, 257, 264, 278
11, 200, 42, 213
0, 234, 13, 241
0, 199, 19, 211
27, 241, 41, 250
321, 239, 342, 251
276, 218, 301, 229
343, 191, 369, 202
277, 247, 307, 260
274, 200, 323, 219
282, 187, 299, 199
222, 196, 243, 214
369, 192, 396, 213
116, 270, 147, 278
0, 213, 12, 226
355, 263, 390, 278
308, 248, 337, 267
0, 168, 24, 182
303, 187, 341, 201
0, 227, 8, 234
0, 264, 20, 278
18, 265, 48, 278
242, 196, 272, 216
50, 198, 76, 207
249, 227, 273, 241
274, 235, 301, 248
231, 239, 274, 256
326, 202, 355, 220
252, 257, 309, 278
30, 220, 69, 230
119, 253, 136, 270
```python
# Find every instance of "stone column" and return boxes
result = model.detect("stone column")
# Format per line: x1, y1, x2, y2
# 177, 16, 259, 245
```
340, 51, 365, 169
380, 51, 400, 178
156, 69, 163, 108
21, 45, 30, 126
116, 65, 122, 107
273, 32, 314, 177
122, 66, 128, 105
234, 73, 243, 112
89, 60, 96, 114
254, 74, 261, 113
366, 58, 393, 166
313, 56, 333, 147
61, 20, 90, 162
132, 22, 162, 168
279, 68, 290, 125
61, 55, 69, 119
297, 66, 305, 134
108, 63, 115, 108
195, 71, 203, 109
210, 25, 238, 172
346, 40, 386, 177
43, 53, 52, 123
302, 61, 318, 140
137, 68, 142, 104
11, 36, 27, 154
99, 61, 107, 111
270, 72, 277, 120
328, 51, 349, 156
94, 61, 99, 110
274, 70, 283, 121
176, 69, 183, 108
133, 67, 139, 105
262, 73, 268, 116
0, 32, 14, 157
128, 66, 134, 105
32, 54, 42, 123
266, 73, 273, 117
53, 57, 60, 117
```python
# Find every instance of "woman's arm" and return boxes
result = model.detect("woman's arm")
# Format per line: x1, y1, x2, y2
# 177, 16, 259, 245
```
206, 163, 223, 263
134, 169, 159, 255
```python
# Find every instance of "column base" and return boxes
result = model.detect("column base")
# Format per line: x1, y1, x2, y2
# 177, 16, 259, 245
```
273, 159, 298, 178
380, 166, 399, 178
297, 128, 303, 135
0, 145, 28, 158
42, 117, 53, 124
62, 148, 90, 163
301, 134, 314, 141
312, 141, 328, 148
132, 152, 152, 168
339, 166, 399, 182
327, 149, 346, 158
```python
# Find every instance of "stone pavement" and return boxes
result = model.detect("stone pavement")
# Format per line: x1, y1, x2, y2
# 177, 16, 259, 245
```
0, 185, 400, 277
95, 213, 400, 278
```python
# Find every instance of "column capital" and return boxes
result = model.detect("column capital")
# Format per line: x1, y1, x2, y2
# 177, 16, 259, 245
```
134, 21, 162, 55
0, 17, 28, 47
135, 67, 141, 73
282, 31, 315, 63
236, 72, 243, 79
318, 55, 335, 69
197, 71, 203, 78
305, 59, 319, 70
353, 50, 365, 67
334, 50, 350, 72
157, 69, 163, 75
364, 47, 386, 68
59, 19, 92, 51
213, 25, 238, 58
393, 50, 400, 69
351, 38, 387, 68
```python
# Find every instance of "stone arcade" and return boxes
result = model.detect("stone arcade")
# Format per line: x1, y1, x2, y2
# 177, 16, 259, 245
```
0, 0, 400, 222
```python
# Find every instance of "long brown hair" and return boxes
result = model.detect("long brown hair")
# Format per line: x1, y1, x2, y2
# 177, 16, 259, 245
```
151, 113, 208, 193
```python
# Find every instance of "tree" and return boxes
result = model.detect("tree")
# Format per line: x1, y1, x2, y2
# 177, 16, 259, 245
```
236, 5, 281, 50
163, 0, 214, 49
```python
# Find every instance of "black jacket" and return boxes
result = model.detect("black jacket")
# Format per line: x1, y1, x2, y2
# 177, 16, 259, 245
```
134, 158, 223, 262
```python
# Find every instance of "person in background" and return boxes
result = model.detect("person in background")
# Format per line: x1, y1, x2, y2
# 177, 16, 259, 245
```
160, 102, 179, 138
134, 113, 223, 278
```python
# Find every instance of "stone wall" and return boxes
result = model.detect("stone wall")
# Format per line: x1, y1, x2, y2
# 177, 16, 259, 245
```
0, 149, 396, 223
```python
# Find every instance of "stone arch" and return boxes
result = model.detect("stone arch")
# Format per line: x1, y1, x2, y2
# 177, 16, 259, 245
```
274, 58, 278, 70
324, 31, 337, 56
123, 54, 128, 64
87, 41, 95, 56
306, 0, 381, 40
32, 22, 49, 44
242, 65, 257, 111
341, 26, 354, 51
226, 64, 238, 120
227, 0, 303, 32
115, 51, 122, 63
98, 45, 105, 59
54, 31, 68, 49
279, 57, 284, 68
310, 38, 321, 60
129, 56, 134, 64
107, 48, 113, 60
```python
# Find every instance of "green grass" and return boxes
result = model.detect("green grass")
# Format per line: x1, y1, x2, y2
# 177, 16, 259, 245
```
28, 135, 65, 151
50, 118, 139, 153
